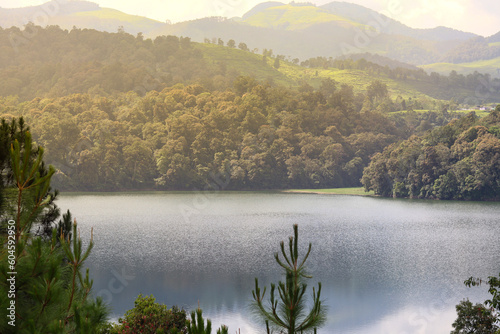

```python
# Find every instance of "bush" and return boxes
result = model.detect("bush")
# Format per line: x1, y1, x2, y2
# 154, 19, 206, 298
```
111, 294, 187, 334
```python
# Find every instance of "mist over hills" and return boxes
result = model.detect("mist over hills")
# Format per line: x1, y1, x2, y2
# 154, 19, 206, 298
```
318, 1, 477, 42
1, 0, 500, 76
149, 1, 481, 65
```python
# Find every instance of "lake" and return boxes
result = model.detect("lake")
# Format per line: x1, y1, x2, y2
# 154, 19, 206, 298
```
57, 192, 500, 333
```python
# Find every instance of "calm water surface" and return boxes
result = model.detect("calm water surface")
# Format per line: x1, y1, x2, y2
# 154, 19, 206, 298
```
58, 192, 500, 333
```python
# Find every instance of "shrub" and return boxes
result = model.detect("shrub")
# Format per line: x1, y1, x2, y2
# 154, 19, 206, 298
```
111, 294, 187, 334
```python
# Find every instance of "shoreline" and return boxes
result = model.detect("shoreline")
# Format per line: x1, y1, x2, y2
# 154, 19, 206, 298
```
281, 188, 375, 196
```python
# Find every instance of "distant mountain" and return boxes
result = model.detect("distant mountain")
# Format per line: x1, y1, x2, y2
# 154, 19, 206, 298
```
319, 2, 477, 42
241, 1, 283, 20
0, 0, 163, 35
149, 2, 458, 65
487, 31, 500, 43
241, 3, 365, 30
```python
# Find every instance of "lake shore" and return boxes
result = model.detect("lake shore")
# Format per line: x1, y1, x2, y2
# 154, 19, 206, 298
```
281, 187, 375, 196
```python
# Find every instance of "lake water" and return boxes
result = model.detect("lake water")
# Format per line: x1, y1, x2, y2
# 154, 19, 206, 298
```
57, 192, 500, 333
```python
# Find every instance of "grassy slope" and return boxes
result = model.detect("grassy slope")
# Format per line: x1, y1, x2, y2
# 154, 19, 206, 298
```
199, 43, 439, 101
283, 187, 374, 196
76, 8, 161, 23
76, 8, 162, 29
49, 8, 163, 34
420, 56, 500, 76
242, 4, 365, 30
198, 44, 293, 87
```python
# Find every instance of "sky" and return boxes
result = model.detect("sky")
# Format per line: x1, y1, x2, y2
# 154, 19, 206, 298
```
0, 0, 498, 37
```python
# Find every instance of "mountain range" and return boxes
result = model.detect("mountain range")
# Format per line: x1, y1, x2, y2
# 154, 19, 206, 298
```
1, 0, 500, 77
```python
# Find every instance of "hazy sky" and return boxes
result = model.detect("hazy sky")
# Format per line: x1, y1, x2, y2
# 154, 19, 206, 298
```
0, 0, 498, 37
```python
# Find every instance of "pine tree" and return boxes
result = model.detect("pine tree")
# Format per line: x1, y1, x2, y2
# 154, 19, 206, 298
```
251, 224, 326, 334
0, 123, 108, 333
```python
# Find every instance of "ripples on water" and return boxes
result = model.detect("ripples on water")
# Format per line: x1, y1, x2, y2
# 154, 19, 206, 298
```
58, 192, 500, 333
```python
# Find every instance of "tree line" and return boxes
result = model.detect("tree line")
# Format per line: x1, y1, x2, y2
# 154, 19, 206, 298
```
1, 77, 462, 192
0, 24, 233, 101
301, 56, 500, 103
362, 107, 500, 200
1, 25, 498, 105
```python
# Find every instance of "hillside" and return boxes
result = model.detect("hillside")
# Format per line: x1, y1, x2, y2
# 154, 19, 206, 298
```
241, 4, 365, 30
0, 0, 163, 35
1, 25, 498, 103
0, 23, 478, 104
148, 2, 465, 65
319, 2, 477, 42
0, 0, 492, 69
421, 57, 500, 77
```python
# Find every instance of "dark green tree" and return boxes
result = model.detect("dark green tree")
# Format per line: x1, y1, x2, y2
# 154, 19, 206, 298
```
185, 307, 229, 334
238, 42, 248, 51
0, 125, 108, 333
251, 224, 326, 334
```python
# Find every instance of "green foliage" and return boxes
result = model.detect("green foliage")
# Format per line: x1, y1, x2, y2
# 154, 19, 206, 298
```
362, 111, 500, 200
252, 224, 326, 334
242, 3, 365, 30
111, 294, 187, 334
0, 25, 487, 104
0, 26, 214, 101
5, 77, 457, 191
216, 325, 228, 334
451, 300, 499, 334
9, 131, 56, 241
186, 308, 211, 334
185, 308, 229, 334
0, 125, 108, 333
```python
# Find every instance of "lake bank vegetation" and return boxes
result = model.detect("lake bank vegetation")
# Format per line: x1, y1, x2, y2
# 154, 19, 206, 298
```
362, 107, 500, 201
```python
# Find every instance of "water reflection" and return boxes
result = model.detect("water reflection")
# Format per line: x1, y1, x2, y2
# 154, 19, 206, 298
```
58, 192, 500, 333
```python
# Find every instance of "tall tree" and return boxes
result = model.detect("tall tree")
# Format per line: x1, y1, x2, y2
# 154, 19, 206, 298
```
0, 121, 108, 333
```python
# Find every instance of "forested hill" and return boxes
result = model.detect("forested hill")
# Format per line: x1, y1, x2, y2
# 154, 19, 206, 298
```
362, 109, 500, 201
3, 1, 500, 77
1, 25, 498, 103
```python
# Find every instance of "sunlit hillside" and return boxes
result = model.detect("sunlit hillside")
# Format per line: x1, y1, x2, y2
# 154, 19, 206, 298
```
421, 56, 500, 77
241, 4, 365, 30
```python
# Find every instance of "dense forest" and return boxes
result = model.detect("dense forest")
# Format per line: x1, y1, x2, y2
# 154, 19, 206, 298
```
1, 24, 230, 100
2, 77, 459, 191
362, 108, 500, 200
